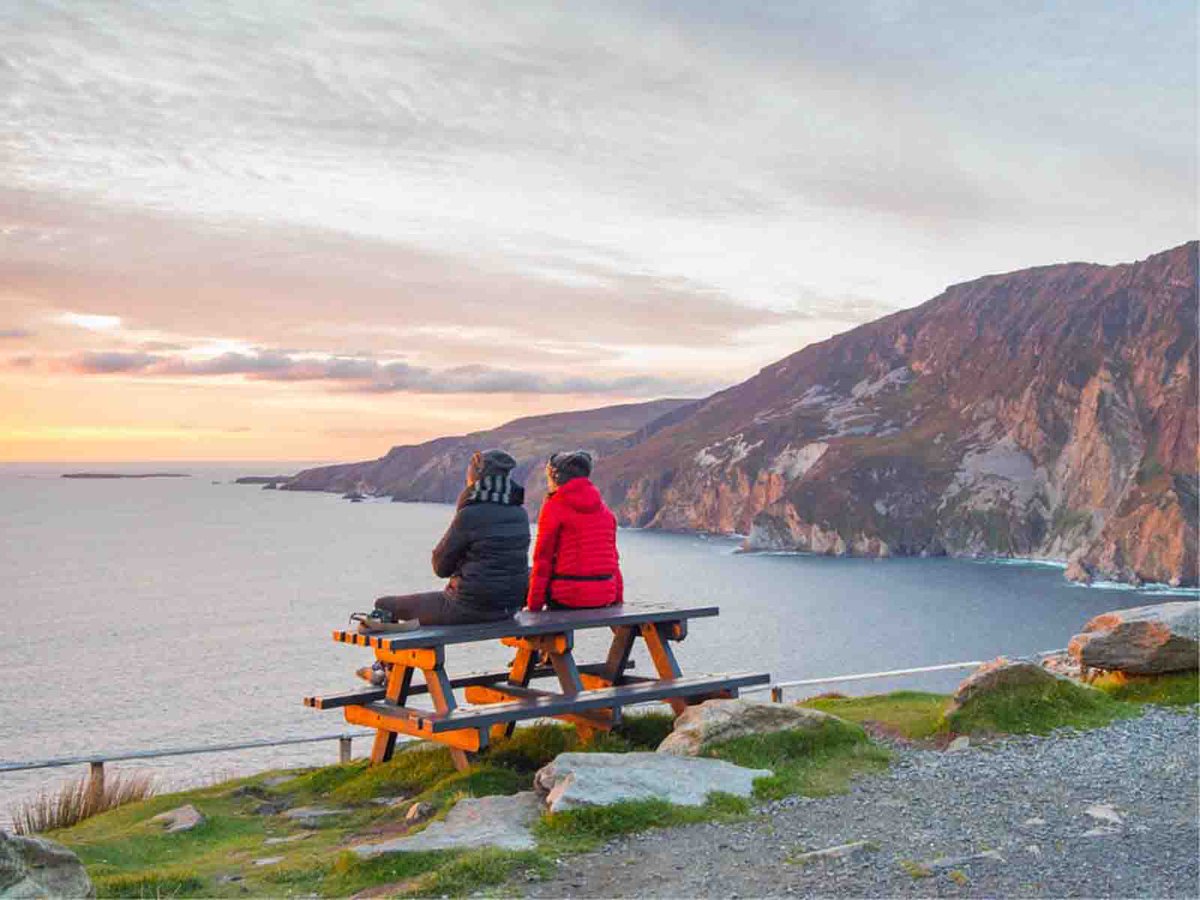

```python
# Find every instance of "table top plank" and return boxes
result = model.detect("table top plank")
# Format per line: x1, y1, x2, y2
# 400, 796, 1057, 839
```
333, 603, 719, 651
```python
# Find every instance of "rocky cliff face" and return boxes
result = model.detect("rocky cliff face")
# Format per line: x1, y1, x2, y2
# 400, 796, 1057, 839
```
284, 398, 697, 504
593, 242, 1198, 586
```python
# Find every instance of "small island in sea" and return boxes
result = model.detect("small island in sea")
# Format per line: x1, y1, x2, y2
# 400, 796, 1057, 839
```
61, 472, 192, 479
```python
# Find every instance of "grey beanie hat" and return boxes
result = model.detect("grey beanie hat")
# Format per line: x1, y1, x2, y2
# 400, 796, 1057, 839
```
468, 448, 518, 483
547, 450, 594, 486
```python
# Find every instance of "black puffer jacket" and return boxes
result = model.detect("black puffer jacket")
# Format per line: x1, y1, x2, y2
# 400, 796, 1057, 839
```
431, 481, 531, 613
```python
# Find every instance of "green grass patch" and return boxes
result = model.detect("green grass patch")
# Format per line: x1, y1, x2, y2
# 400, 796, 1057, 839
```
52, 711, 897, 898
93, 868, 205, 898
799, 691, 952, 740
704, 719, 891, 801
946, 678, 1140, 735
324, 746, 458, 803
412, 765, 525, 809
1091, 670, 1200, 707
535, 794, 750, 852
401, 849, 553, 897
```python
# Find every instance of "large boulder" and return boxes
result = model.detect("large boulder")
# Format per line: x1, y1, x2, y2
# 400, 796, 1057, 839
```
0, 831, 95, 899
534, 752, 770, 813
352, 792, 541, 856
951, 658, 1066, 710
657, 698, 839, 756
1068, 601, 1199, 674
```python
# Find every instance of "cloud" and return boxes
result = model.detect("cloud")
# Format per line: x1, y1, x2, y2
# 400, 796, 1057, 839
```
54, 312, 122, 332
68, 351, 159, 373
63, 348, 711, 397
0, 328, 34, 339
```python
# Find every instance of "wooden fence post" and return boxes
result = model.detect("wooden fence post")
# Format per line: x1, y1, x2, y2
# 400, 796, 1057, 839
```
770, 686, 783, 703
338, 736, 352, 764
88, 760, 105, 798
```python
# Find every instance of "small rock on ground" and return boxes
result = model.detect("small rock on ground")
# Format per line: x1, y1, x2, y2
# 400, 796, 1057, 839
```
150, 804, 205, 834
281, 805, 348, 827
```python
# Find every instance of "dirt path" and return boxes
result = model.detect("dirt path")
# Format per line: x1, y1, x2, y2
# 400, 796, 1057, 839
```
519, 707, 1199, 898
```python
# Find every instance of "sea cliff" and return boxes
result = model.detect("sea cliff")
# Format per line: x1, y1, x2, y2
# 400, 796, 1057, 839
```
593, 242, 1197, 587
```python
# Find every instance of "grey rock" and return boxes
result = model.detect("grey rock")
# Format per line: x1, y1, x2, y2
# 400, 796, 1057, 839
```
789, 841, 874, 864
405, 801, 435, 824
0, 831, 95, 899
282, 805, 348, 827
1083, 803, 1123, 825
534, 752, 771, 813
252, 856, 284, 866
945, 736, 970, 753
1068, 601, 1200, 674
150, 803, 205, 834
263, 834, 310, 846
353, 792, 541, 856
657, 699, 840, 756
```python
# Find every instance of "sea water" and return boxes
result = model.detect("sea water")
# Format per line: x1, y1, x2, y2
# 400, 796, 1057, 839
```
1, 462, 1192, 816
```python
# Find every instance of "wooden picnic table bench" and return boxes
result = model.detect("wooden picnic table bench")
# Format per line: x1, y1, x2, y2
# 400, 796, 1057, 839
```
305, 603, 769, 771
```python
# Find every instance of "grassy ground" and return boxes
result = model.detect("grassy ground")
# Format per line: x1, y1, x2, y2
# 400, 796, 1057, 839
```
800, 691, 952, 740
51, 712, 888, 898
1090, 670, 1200, 706
49, 672, 1196, 898
800, 669, 1197, 741
944, 678, 1138, 735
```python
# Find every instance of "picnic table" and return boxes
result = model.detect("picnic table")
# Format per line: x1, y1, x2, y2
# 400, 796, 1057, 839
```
305, 603, 769, 771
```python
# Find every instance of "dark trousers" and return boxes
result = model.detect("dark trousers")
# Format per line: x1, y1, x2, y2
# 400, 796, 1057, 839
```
374, 591, 514, 627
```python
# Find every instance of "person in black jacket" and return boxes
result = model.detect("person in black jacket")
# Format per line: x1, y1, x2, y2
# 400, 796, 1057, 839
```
370, 448, 531, 628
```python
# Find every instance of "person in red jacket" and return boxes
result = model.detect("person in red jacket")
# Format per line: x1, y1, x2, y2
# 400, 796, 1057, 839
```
526, 450, 624, 611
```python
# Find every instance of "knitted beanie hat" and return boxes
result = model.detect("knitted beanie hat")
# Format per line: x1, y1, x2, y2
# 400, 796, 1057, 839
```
467, 448, 518, 484
547, 450, 594, 486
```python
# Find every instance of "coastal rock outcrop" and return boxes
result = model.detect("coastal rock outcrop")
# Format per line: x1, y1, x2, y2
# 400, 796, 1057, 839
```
656, 699, 838, 756
1067, 601, 1199, 674
593, 242, 1198, 587
0, 831, 95, 899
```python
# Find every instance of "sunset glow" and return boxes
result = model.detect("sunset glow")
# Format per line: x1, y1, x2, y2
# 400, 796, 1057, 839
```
2, 1, 1194, 461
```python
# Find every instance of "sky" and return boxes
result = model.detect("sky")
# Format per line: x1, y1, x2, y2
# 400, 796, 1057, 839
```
1, 1, 1195, 462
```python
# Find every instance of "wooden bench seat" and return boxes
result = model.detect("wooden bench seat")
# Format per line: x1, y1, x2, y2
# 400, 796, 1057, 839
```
349, 672, 768, 733
304, 660, 638, 710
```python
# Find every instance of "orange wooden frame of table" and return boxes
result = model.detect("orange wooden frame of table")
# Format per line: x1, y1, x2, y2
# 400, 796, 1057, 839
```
304, 604, 769, 772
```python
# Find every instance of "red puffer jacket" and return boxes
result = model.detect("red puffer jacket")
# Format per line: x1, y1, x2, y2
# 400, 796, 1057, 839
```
526, 477, 623, 611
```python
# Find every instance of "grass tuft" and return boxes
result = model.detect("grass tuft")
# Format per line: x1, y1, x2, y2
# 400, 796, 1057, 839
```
1091, 670, 1199, 707
10, 770, 157, 835
945, 678, 1138, 735
93, 869, 204, 898
400, 848, 553, 897
799, 691, 952, 740
704, 719, 891, 800
535, 794, 749, 852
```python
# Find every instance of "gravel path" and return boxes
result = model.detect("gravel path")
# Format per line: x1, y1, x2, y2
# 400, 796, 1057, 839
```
521, 707, 1199, 899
